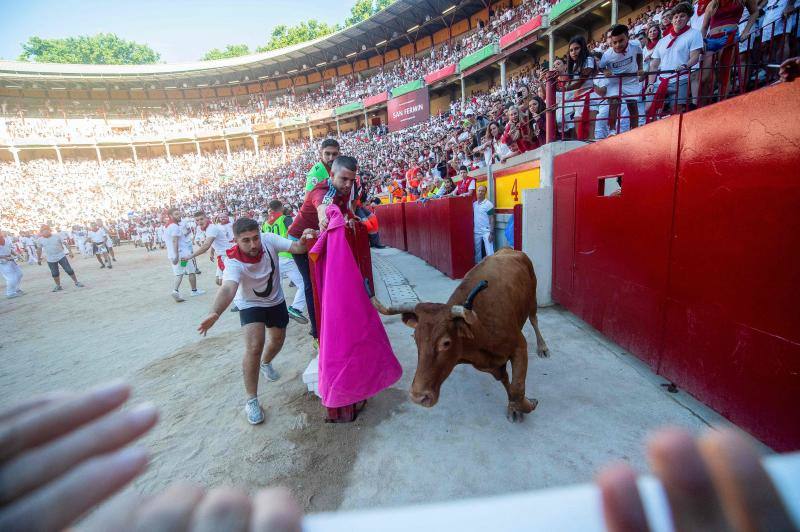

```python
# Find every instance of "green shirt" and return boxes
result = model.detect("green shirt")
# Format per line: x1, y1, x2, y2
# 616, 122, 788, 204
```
262, 215, 292, 258
306, 162, 330, 192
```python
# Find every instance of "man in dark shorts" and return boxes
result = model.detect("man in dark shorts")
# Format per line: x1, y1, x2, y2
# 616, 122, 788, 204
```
36, 225, 84, 292
288, 155, 358, 343
197, 217, 315, 425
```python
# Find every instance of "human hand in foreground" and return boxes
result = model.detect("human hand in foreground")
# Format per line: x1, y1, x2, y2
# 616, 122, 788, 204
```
0, 383, 303, 531
597, 428, 795, 532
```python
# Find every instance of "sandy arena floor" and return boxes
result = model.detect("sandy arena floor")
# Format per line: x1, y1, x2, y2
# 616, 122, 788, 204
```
0, 244, 754, 518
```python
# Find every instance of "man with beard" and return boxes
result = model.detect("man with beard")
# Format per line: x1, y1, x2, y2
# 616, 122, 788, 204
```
198, 218, 315, 425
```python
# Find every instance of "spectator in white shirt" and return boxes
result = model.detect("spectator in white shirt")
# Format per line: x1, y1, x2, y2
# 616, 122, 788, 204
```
648, 2, 705, 115
473, 185, 495, 264
599, 24, 645, 134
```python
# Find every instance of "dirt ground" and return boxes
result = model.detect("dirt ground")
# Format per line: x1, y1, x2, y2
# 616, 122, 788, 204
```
0, 244, 739, 520
0, 245, 400, 513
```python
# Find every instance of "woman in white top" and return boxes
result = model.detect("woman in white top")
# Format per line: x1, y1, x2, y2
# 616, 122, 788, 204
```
566, 35, 599, 140
472, 121, 511, 165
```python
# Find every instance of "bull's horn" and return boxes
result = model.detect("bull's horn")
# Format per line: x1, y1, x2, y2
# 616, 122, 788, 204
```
371, 296, 417, 315
451, 305, 468, 318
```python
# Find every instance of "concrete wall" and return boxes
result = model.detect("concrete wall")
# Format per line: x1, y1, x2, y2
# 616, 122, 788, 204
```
522, 187, 554, 306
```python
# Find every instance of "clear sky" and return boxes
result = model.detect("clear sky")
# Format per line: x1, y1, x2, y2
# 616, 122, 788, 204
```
0, 0, 355, 63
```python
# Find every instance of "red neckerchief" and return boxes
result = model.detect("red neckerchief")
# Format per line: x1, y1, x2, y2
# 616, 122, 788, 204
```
226, 244, 263, 264
696, 0, 710, 15
0, 236, 5, 246
646, 37, 659, 50
667, 24, 691, 47
267, 212, 282, 225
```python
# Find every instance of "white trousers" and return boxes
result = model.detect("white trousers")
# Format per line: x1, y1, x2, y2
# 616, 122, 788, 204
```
1, 261, 23, 296
280, 256, 306, 312
26, 246, 37, 264
474, 232, 495, 264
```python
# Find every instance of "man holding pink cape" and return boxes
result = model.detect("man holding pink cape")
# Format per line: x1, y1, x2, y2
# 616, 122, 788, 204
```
310, 204, 402, 412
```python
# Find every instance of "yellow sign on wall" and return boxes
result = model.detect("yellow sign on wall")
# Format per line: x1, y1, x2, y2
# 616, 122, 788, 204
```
477, 161, 540, 210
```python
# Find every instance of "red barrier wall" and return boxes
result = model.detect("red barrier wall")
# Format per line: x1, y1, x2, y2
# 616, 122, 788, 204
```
400, 197, 475, 279
374, 203, 407, 250
552, 81, 800, 451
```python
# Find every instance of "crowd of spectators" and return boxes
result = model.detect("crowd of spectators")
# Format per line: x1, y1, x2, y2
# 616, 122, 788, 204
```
1, 0, 552, 142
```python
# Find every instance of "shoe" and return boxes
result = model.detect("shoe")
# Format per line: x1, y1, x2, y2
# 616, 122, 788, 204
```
260, 362, 280, 382
372, 243, 387, 249
16, 289, 24, 295
113, 258, 117, 261
245, 397, 265, 425
190, 289, 206, 297
230, 305, 240, 313
6, 293, 20, 299
287, 306, 309, 324
52, 286, 63, 292
75, 282, 85, 287
100, 264, 106, 269
107, 264, 113, 269
172, 291, 186, 303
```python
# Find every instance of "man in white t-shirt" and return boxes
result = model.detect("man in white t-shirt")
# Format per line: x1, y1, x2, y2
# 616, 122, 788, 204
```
648, 2, 705, 114
473, 185, 496, 264
21, 233, 37, 265
98, 220, 117, 263
87, 222, 112, 269
197, 217, 315, 425
36, 225, 85, 292
165, 208, 206, 303
0, 229, 24, 299
599, 24, 644, 134
188, 211, 235, 287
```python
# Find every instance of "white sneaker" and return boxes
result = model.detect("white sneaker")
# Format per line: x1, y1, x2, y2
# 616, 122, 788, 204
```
260, 363, 280, 382
245, 397, 265, 425
190, 289, 206, 297
172, 291, 186, 303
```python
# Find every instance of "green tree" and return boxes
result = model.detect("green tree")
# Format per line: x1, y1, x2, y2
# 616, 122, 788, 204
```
202, 44, 251, 61
344, 0, 396, 26
18, 33, 160, 64
256, 19, 340, 52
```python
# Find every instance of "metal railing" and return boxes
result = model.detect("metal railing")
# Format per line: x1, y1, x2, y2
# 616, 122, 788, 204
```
545, 11, 798, 142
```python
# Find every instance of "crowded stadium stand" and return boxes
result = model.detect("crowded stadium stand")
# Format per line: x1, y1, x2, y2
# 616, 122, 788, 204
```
1, 0, 798, 235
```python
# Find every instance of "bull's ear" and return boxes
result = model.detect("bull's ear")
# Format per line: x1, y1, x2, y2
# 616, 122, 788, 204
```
461, 309, 479, 326
455, 319, 474, 339
401, 313, 418, 328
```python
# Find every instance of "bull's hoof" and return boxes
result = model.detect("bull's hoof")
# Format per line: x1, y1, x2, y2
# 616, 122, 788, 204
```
506, 397, 538, 423
537, 346, 550, 358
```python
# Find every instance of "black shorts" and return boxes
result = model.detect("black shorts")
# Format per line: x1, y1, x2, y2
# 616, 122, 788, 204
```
239, 301, 289, 329
48, 257, 74, 278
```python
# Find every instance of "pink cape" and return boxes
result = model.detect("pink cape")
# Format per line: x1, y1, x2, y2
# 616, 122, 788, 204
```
310, 206, 402, 408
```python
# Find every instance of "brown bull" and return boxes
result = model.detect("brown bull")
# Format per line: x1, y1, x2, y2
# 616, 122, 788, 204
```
372, 248, 549, 422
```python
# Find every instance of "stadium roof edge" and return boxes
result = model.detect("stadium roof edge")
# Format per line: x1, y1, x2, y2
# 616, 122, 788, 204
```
0, 0, 486, 85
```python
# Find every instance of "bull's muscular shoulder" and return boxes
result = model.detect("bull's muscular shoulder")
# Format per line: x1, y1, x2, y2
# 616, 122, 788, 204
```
448, 249, 536, 318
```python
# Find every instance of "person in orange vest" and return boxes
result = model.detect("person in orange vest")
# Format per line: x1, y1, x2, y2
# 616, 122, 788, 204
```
406, 165, 421, 202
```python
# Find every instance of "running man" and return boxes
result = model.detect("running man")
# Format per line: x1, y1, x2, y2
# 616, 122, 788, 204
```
305, 138, 339, 191
262, 199, 308, 324
87, 222, 113, 269
36, 225, 84, 292
101, 221, 117, 262
21, 232, 37, 265
0, 229, 24, 299
188, 211, 234, 287
197, 218, 316, 424
165, 208, 205, 302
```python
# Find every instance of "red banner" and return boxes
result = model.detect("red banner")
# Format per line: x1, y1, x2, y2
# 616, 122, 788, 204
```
363, 91, 388, 107
387, 87, 430, 132
499, 15, 543, 49
424, 63, 457, 85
